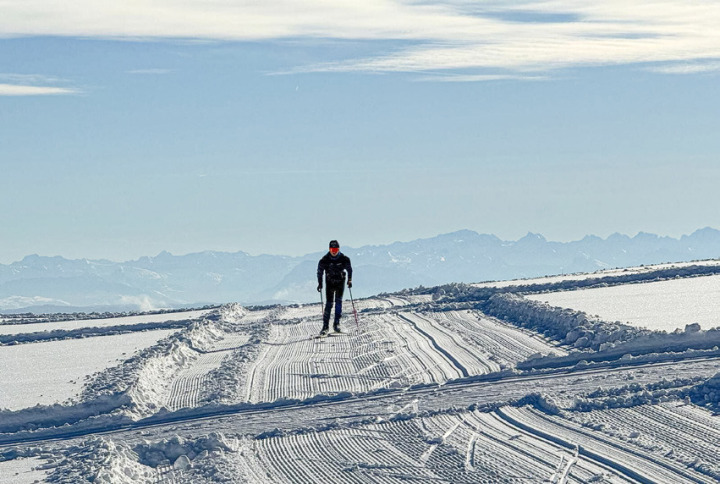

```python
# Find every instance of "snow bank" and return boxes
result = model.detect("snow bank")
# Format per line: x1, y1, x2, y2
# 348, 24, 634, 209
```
82, 307, 233, 418
514, 393, 562, 415
43, 433, 237, 484
218, 303, 247, 323
0, 306, 246, 433
483, 293, 646, 350
0, 394, 133, 434
570, 377, 703, 412
0, 320, 190, 345
688, 372, 720, 409
46, 438, 156, 484
133, 433, 236, 468
201, 307, 271, 403
527, 274, 720, 332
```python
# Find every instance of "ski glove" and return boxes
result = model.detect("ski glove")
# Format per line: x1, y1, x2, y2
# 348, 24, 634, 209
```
317, 284, 322, 292
347, 280, 352, 288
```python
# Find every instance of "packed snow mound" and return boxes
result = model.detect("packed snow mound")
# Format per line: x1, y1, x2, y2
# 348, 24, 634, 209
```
46, 438, 156, 484
218, 303, 246, 323
43, 433, 238, 483
689, 372, 720, 408
134, 433, 236, 468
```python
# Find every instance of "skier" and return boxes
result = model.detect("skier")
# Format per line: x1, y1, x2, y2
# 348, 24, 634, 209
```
317, 240, 353, 335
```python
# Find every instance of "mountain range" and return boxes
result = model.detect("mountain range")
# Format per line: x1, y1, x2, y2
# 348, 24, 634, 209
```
1, 227, 719, 313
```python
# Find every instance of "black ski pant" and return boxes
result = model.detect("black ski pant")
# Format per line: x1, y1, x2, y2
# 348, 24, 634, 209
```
323, 280, 345, 329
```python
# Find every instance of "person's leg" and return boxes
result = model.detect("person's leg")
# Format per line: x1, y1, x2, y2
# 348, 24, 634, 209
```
323, 284, 334, 331
333, 283, 345, 330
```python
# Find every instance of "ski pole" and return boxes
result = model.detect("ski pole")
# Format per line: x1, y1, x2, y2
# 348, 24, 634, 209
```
320, 288, 324, 323
349, 286, 360, 335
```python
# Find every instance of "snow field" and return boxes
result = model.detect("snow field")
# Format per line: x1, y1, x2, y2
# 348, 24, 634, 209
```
0, 329, 178, 411
0, 309, 213, 336
0, 457, 48, 483
527, 274, 720, 332
473, 259, 720, 290
0, 306, 249, 429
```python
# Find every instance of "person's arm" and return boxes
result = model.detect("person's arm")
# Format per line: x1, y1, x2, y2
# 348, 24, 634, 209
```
345, 256, 353, 287
317, 258, 325, 291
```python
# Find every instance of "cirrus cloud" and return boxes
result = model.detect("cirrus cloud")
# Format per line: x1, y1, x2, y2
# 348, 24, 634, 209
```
0, 74, 80, 96
0, 84, 78, 95
1, 1, 719, 76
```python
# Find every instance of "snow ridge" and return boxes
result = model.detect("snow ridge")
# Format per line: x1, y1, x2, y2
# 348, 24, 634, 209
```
0, 306, 244, 433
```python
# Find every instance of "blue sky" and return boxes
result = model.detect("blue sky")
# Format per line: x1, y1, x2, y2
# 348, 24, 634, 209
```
1, 1, 719, 263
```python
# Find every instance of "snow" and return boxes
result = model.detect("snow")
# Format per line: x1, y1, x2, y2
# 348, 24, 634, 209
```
0, 329, 178, 411
473, 259, 720, 289
1, 268, 720, 483
0, 309, 213, 336
0, 457, 47, 483
527, 274, 720, 331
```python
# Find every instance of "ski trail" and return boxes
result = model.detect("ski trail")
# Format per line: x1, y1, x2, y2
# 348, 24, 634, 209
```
548, 446, 579, 484
420, 422, 460, 464
497, 406, 709, 483
165, 333, 250, 411
397, 313, 469, 378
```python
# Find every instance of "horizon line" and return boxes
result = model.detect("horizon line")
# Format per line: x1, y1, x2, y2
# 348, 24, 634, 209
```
3, 226, 718, 265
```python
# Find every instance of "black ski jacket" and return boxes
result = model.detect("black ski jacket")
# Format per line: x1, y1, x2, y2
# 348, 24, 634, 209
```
317, 252, 353, 286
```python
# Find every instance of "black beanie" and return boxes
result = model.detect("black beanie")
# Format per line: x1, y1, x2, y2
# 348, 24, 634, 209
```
329, 240, 339, 249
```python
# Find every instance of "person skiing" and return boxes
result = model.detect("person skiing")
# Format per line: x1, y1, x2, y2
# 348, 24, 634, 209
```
317, 240, 353, 335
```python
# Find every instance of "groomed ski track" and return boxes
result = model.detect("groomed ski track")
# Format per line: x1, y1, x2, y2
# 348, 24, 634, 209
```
2, 354, 717, 448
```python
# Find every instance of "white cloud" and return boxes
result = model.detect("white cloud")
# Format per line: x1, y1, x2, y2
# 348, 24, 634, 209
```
648, 61, 720, 74
1, 1, 720, 75
0, 83, 79, 96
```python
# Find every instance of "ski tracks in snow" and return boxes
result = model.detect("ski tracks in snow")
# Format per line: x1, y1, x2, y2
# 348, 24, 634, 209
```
240, 300, 563, 404
6, 290, 720, 483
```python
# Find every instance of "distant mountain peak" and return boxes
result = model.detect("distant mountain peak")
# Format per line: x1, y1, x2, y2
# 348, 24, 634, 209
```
687, 227, 720, 240
517, 232, 547, 244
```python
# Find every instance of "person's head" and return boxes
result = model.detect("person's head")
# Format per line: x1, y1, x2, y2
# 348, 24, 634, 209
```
329, 240, 340, 256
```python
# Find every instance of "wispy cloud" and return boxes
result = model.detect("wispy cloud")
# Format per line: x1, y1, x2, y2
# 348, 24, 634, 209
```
648, 61, 720, 74
0, 83, 78, 96
2, 1, 720, 77
0, 74, 79, 96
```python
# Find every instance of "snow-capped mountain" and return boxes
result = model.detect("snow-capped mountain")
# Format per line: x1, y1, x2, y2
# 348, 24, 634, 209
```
1, 228, 719, 312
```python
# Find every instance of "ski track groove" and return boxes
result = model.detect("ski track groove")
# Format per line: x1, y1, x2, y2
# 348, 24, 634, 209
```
439, 311, 568, 364
479, 411, 625, 483
565, 402, 720, 478
403, 312, 500, 375
498, 406, 711, 483
164, 333, 251, 411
